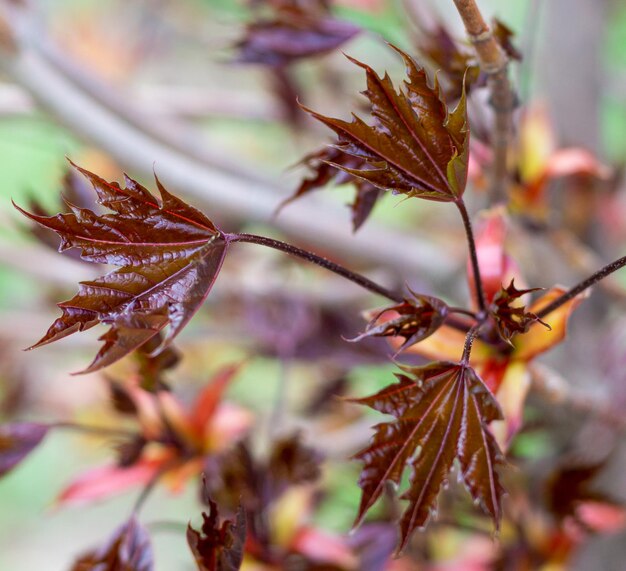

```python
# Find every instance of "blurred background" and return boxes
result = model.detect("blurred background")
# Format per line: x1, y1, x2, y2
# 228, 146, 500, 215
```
0, 0, 626, 569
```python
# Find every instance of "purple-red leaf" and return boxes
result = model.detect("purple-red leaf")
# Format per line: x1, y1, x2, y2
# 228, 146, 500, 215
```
15, 163, 228, 373
350, 362, 505, 551
301, 45, 470, 202
490, 279, 549, 343
71, 516, 154, 571
235, 1, 359, 66
0, 422, 49, 477
282, 147, 382, 231
187, 497, 246, 571
416, 23, 482, 101
348, 291, 448, 351
492, 18, 522, 62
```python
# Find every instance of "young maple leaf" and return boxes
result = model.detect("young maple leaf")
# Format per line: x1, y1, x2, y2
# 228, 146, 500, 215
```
347, 291, 449, 352
281, 146, 382, 231
15, 163, 228, 373
187, 496, 246, 571
71, 516, 154, 571
350, 361, 505, 551
416, 23, 482, 101
301, 45, 470, 202
490, 280, 550, 343
57, 363, 250, 506
0, 422, 49, 478
235, 0, 359, 66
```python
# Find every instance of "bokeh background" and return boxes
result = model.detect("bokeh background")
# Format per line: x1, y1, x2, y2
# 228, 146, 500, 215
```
1, 0, 626, 569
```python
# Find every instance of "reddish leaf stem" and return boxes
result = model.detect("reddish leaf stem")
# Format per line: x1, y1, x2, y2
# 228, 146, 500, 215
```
461, 324, 482, 364
456, 200, 487, 313
449, 306, 478, 319
536, 254, 626, 319
226, 233, 403, 303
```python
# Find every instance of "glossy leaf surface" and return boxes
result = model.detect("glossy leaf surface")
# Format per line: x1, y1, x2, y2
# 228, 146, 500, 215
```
490, 280, 549, 343
348, 291, 448, 352
16, 163, 228, 373
187, 497, 246, 571
351, 362, 504, 551
0, 422, 49, 477
302, 45, 469, 202
71, 516, 154, 571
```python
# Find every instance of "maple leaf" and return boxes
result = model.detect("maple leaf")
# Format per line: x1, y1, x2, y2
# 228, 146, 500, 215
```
57, 363, 250, 506
490, 280, 550, 343
301, 45, 470, 202
281, 146, 383, 231
347, 290, 449, 352
235, 0, 359, 66
205, 434, 323, 516
71, 516, 154, 571
0, 422, 49, 477
350, 362, 505, 551
187, 496, 247, 571
416, 23, 482, 101
492, 18, 522, 62
15, 163, 229, 373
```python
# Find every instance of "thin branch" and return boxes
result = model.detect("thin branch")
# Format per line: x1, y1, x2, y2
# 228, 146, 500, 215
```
449, 306, 477, 319
537, 254, 626, 319
456, 200, 487, 313
451, 0, 517, 203
226, 232, 403, 302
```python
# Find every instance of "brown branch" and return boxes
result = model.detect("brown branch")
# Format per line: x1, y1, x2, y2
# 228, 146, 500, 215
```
452, 0, 517, 203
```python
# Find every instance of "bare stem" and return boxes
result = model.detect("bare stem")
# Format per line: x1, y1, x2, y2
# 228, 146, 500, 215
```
537, 254, 626, 319
461, 324, 482, 364
456, 200, 487, 313
226, 233, 403, 303
449, 306, 478, 319
452, 0, 517, 203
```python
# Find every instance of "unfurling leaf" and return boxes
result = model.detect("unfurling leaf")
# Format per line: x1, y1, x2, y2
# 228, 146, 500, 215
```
348, 291, 448, 352
205, 434, 323, 515
235, 0, 359, 66
16, 163, 228, 373
281, 147, 382, 231
187, 496, 246, 571
0, 422, 49, 477
71, 516, 154, 571
416, 23, 482, 101
268, 433, 324, 493
350, 362, 505, 551
492, 18, 522, 62
490, 280, 549, 343
301, 45, 469, 202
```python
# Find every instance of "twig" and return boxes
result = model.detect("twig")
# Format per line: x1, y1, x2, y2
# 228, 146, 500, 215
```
227, 232, 404, 302
537, 254, 626, 319
456, 200, 487, 313
451, 0, 517, 203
